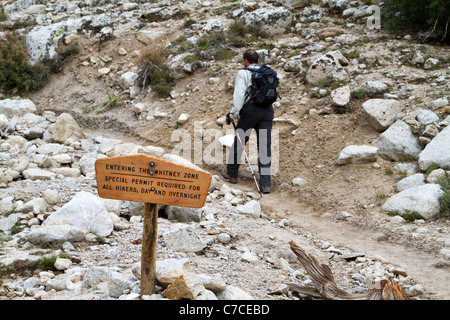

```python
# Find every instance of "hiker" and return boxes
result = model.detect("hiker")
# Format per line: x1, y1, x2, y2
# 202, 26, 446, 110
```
221, 49, 278, 194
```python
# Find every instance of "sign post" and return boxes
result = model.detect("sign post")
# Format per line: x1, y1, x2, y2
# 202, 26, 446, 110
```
95, 154, 212, 296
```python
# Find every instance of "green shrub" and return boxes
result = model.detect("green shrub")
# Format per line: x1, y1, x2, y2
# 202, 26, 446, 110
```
60, 42, 80, 61
227, 21, 250, 48
0, 255, 58, 282
382, 0, 450, 42
169, 22, 249, 64
103, 89, 122, 109
0, 32, 51, 94
136, 46, 175, 98
44, 41, 81, 74
350, 88, 368, 100
387, 210, 421, 221
0, 6, 7, 22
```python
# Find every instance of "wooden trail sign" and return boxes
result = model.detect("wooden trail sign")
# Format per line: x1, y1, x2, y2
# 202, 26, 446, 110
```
95, 154, 212, 208
95, 154, 212, 296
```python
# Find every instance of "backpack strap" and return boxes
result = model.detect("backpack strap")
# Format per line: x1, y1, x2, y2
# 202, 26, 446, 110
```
242, 67, 259, 104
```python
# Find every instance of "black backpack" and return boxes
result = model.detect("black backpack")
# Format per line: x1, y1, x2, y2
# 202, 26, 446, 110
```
245, 65, 281, 107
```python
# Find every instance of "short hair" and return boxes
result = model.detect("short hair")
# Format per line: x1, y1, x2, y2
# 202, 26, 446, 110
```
243, 49, 259, 64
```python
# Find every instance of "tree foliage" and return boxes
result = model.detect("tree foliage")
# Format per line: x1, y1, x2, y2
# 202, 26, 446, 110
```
382, 0, 449, 42
0, 32, 50, 94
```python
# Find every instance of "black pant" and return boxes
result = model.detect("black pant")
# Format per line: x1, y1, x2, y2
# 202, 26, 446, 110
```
227, 103, 274, 187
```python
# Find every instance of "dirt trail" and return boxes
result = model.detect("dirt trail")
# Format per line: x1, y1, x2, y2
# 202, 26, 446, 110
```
257, 185, 450, 300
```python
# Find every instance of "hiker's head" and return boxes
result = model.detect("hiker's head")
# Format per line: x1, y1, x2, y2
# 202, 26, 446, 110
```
243, 49, 258, 66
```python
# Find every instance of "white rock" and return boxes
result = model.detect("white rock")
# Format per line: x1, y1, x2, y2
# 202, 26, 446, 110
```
0, 214, 18, 234
376, 120, 422, 161
362, 99, 402, 132
331, 85, 350, 106
15, 198, 48, 214
424, 58, 440, 70
427, 169, 446, 183
26, 21, 78, 64
23, 225, 86, 244
306, 53, 349, 86
22, 168, 57, 180
177, 113, 189, 125
236, 200, 261, 218
136, 28, 166, 45
427, 97, 448, 111
44, 191, 113, 237
162, 154, 200, 169
0, 197, 14, 215
0, 99, 37, 118
419, 126, 450, 171
139, 145, 165, 158
202, 19, 225, 33
155, 258, 191, 287
218, 233, 232, 244
335, 34, 358, 45
327, 0, 349, 11
98, 67, 111, 76
396, 174, 425, 192
119, 71, 137, 89
163, 224, 206, 253
382, 184, 444, 220
54, 258, 72, 271
52, 113, 85, 145
109, 272, 137, 298
241, 251, 259, 263
337, 145, 378, 165
280, 0, 310, 9
219, 135, 235, 148
238, 7, 293, 37
361, 81, 388, 95
292, 177, 307, 186
417, 109, 439, 125
216, 285, 253, 300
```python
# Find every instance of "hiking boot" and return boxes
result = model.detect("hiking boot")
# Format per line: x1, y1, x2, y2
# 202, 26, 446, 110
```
221, 168, 238, 184
261, 186, 271, 194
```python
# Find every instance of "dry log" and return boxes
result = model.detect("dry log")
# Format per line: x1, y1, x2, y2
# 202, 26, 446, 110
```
288, 240, 409, 300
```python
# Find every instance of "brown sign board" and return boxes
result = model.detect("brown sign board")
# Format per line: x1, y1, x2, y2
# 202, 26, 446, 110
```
95, 154, 212, 208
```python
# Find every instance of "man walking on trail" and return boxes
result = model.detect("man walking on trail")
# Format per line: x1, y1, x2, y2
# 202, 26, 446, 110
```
221, 49, 275, 194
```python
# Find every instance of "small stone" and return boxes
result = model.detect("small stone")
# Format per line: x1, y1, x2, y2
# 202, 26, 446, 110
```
241, 251, 259, 263
393, 267, 408, 277
292, 177, 307, 186
218, 233, 231, 244
336, 211, 352, 220
268, 283, 289, 295
98, 67, 111, 76
162, 274, 203, 300
331, 85, 351, 106
54, 258, 72, 271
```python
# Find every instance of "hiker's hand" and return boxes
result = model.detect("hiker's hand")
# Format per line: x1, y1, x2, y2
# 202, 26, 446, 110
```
226, 113, 232, 125
229, 111, 239, 120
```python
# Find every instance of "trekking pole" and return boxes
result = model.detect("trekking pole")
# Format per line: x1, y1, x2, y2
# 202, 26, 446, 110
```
226, 114, 262, 198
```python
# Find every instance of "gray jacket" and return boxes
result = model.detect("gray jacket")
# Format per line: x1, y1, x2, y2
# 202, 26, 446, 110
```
229, 64, 260, 119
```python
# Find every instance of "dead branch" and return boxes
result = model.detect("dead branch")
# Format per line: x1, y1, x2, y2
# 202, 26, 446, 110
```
288, 240, 409, 300
423, 17, 439, 43
441, 17, 449, 41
